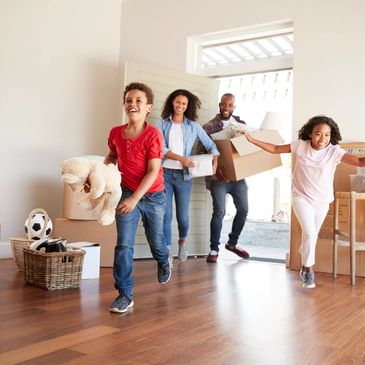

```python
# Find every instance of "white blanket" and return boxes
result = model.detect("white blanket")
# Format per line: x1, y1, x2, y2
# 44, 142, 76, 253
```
188, 154, 214, 178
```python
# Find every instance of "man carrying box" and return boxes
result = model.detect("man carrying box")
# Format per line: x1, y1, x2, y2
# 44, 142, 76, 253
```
203, 93, 250, 262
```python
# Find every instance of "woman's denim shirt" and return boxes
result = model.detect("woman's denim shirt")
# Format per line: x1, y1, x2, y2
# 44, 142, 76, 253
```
156, 116, 219, 181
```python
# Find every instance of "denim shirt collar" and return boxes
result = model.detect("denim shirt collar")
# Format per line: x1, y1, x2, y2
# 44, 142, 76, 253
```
166, 115, 192, 126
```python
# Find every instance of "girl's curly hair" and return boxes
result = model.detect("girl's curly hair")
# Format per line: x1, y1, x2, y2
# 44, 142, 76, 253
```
161, 89, 201, 121
298, 115, 342, 145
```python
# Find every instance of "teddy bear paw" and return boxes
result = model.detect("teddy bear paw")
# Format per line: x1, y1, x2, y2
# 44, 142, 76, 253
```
98, 210, 115, 225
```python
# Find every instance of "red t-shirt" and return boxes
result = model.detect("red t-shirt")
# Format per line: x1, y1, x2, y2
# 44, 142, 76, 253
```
107, 123, 164, 193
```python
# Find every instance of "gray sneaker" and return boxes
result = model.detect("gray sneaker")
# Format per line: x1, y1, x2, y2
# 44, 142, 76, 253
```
303, 271, 316, 288
178, 244, 188, 262
109, 295, 134, 313
158, 261, 172, 284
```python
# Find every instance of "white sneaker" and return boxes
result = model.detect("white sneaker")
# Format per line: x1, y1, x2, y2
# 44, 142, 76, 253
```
178, 244, 188, 262
168, 251, 174, 269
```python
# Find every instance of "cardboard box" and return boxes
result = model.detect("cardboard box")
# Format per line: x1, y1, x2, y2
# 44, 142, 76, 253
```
289, 141, 365, 275
63, 184, 103, 220
53, 218, 116, 267
214, 130, 284, 181
68, 242, 100, 279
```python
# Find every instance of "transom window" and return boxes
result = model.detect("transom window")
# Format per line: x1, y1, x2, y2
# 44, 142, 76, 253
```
202, 33, 293, 69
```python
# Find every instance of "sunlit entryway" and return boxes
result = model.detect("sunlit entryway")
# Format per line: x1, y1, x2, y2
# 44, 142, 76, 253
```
217, 70, 293, 262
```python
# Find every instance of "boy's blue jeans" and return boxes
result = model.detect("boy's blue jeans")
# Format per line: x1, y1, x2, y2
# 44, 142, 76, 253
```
114, 188, 168, 298
163, 168, 192, 249
209, 179, 248, 252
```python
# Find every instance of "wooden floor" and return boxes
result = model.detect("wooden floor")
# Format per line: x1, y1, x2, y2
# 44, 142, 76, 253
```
2, 257, 365, 365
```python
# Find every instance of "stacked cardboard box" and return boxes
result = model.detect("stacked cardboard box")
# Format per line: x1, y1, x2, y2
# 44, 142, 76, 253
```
53, 185, 116, 267
289, 142, 365, 275
63, 184, 103, 220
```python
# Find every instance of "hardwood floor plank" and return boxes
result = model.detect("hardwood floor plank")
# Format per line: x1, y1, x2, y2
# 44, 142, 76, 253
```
15, 349, 85, 365
0, 325, 120, 365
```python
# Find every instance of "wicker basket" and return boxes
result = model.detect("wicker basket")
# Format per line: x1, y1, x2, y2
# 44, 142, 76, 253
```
23, 248, 85, 290
10, 237, 34, 271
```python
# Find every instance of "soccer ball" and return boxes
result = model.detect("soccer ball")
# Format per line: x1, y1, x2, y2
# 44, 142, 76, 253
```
24, 213, 53, 240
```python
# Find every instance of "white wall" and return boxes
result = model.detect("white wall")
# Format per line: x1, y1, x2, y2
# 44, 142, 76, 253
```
292, 1, 365, 138
120, 0, 365, 139
2, 0, 365, 242
0, 0, 122, 240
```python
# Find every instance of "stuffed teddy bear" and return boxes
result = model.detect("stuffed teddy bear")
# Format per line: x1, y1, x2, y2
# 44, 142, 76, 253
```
61, 157, 122, 225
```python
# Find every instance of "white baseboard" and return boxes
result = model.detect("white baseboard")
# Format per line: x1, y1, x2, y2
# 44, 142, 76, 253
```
0, 242, 13, 259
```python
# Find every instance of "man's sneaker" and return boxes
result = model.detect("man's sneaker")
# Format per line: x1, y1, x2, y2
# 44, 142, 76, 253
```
158, 262, 172, 284
299, 266, 305, 280
225, 243, 250, 259
178, 244, 188, 262
109, 295, 134, 313
303, 271, 316, 289
207, 250, 219, 263
168, 251, 174, 269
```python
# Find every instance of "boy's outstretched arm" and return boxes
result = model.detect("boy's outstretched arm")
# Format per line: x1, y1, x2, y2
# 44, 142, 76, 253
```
242, 131, 291, 154
341, 153, 365, 167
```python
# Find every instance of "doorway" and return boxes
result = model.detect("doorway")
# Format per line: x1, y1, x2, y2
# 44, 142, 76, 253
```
217, 70, 292, 262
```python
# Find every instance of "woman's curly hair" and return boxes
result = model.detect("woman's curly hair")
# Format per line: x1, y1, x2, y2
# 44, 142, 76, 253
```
298, 115, 342, 145
161, 89, 201, 121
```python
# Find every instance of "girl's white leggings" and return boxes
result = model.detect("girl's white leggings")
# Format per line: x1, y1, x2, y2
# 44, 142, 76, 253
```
292, 196, 329, 267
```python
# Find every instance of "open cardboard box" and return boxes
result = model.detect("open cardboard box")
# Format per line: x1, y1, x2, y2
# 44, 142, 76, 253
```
213, 129, 284, 180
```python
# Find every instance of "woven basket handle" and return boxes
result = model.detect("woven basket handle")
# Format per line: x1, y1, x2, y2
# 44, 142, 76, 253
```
26, 208, 50, 240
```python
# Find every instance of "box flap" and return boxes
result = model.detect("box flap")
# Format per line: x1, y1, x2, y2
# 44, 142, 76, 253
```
231, 130, 284, 157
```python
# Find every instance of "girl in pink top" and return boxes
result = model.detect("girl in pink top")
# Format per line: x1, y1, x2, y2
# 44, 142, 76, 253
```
243, 115, 365, 289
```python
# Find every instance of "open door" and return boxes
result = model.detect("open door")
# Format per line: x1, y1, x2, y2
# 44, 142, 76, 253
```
124, 60, 218, 258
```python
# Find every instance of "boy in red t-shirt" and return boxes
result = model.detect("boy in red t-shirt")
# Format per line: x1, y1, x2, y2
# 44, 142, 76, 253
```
105, 82, 171, 314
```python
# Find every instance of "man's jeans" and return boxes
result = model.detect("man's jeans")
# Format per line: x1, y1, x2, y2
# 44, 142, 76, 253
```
163, 168, 192, 249
114, 188, 168, 298
210, 179, 248, 252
